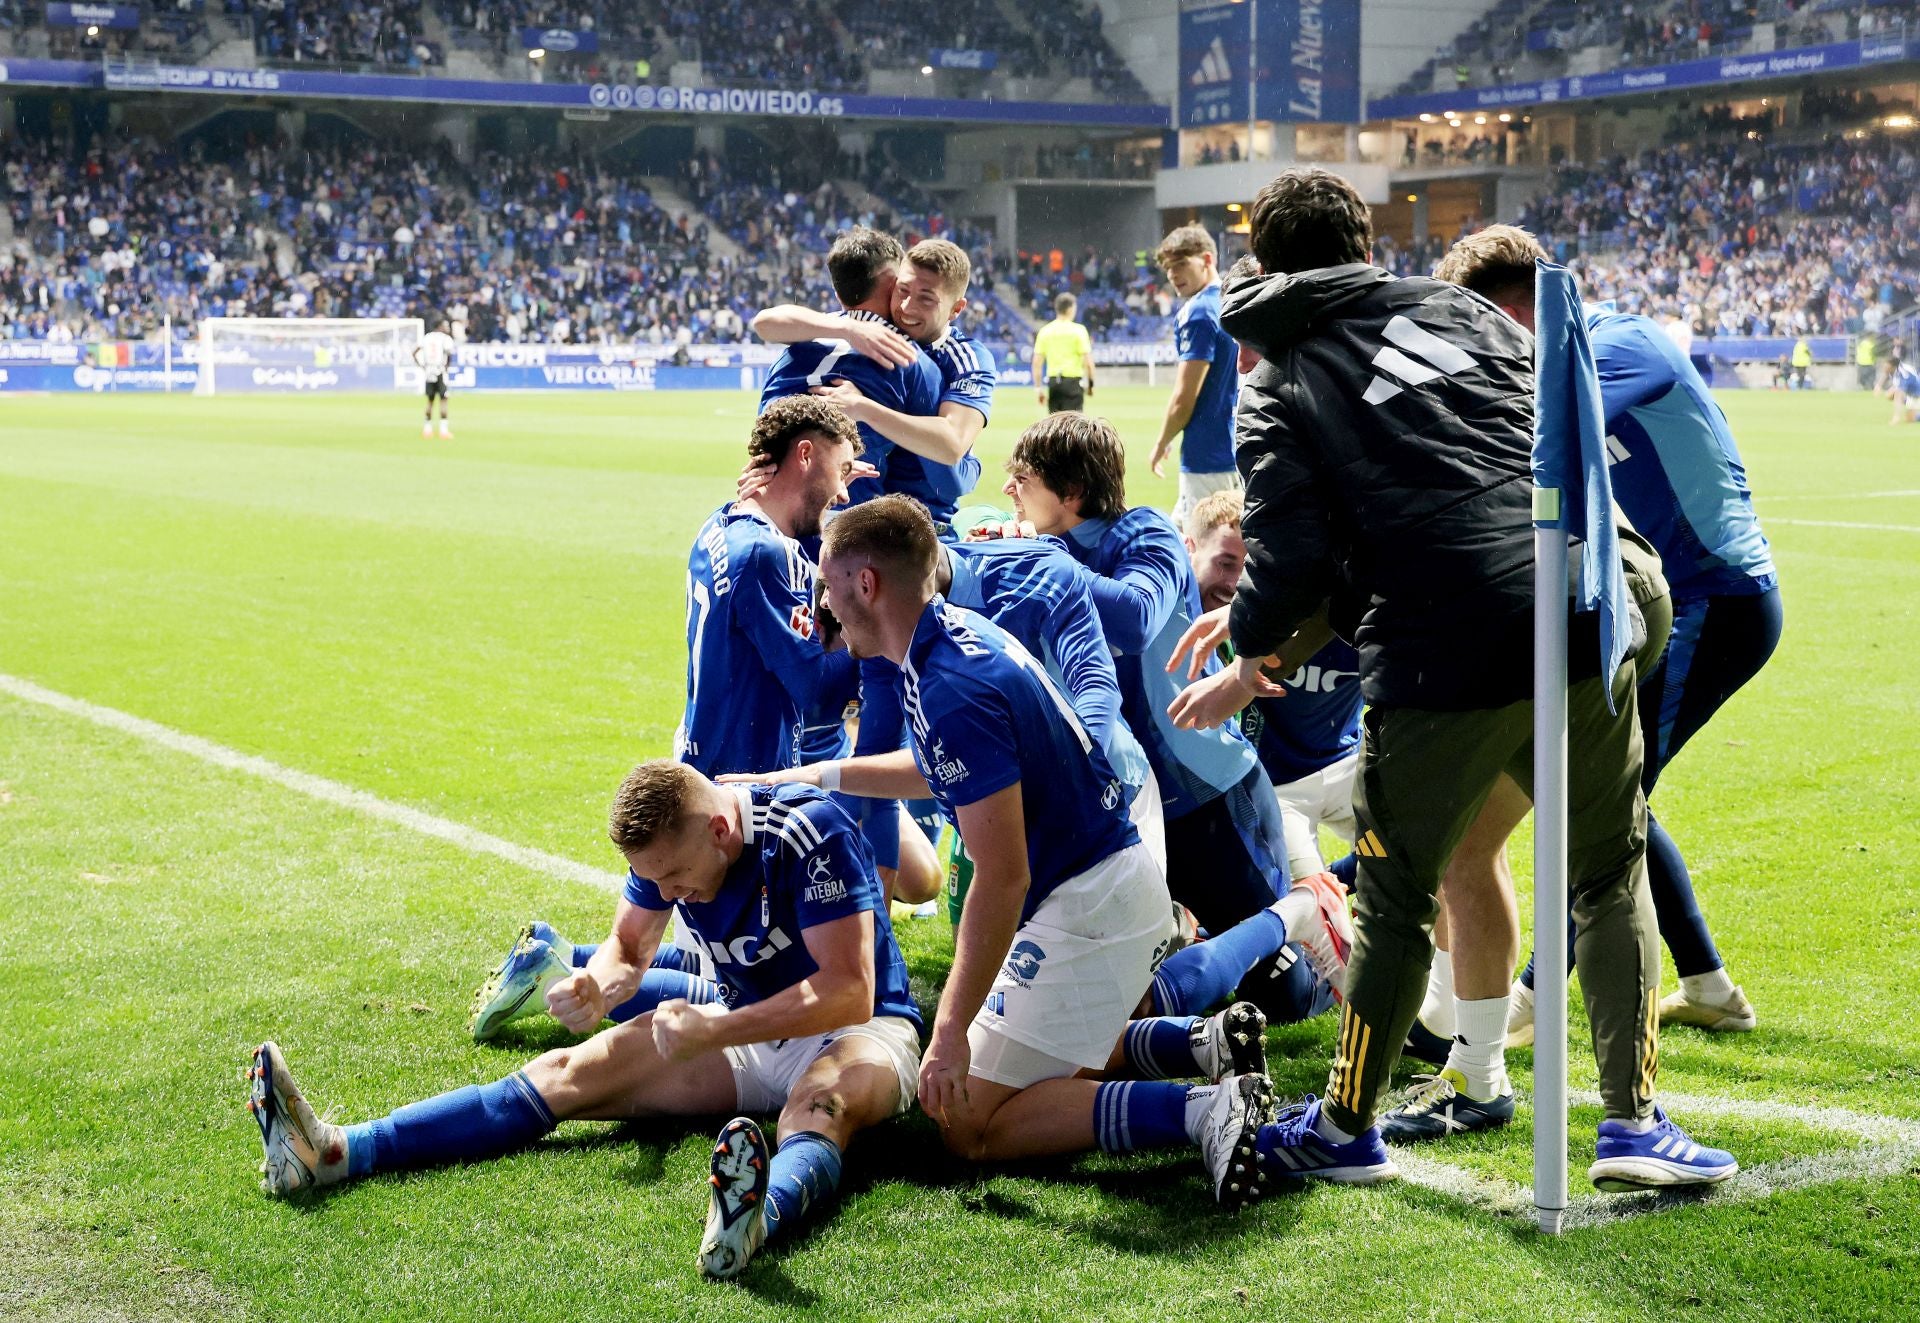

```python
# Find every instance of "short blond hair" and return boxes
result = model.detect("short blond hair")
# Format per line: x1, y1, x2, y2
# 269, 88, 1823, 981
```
1434, 224, 1547, 299
1185, 488, 1244, 541
1156, 224, 1217, 267
907, 238, 971, 297
608, 761, 705, 852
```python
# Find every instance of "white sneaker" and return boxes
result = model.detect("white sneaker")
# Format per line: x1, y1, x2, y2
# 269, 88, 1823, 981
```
1200, 1073, 1273, 1210
1658, 984, 1756, 1032
1191, 1001, 1267, 1083
246, 1042, 348, 1195
699, 1117, 770, 1279
1505, 980, 1535, 1048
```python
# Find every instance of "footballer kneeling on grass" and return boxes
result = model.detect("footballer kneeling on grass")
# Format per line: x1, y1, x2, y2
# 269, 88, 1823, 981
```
246, 760, 921, 1281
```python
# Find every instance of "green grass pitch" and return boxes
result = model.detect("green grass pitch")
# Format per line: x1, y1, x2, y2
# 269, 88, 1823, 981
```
2, 386, 1917, 1321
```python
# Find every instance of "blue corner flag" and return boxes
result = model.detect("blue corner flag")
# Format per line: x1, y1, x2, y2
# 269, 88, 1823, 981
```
1532, 259, 1630, 709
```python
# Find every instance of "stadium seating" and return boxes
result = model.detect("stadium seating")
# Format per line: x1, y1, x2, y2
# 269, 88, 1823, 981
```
1371, 132, 1919, 343
1393, 0, 1920, 102
237, 0, 444, 69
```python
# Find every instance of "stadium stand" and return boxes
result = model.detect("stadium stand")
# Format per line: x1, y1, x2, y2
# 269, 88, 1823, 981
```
1392, 0, 1920, 100
1370, 130, 1920, 343
237, 0, 444, 69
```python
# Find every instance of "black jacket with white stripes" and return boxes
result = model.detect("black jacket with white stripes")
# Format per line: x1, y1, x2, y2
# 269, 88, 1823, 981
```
1220, 263, 1542, 711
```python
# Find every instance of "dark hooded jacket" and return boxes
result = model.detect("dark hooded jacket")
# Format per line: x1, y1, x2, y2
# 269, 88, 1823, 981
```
1221, 263, 1543, 710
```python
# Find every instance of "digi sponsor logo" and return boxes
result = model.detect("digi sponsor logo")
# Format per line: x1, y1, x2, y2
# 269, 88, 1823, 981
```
701, 926, 794, 967
789, 603, 816, 640
1101, 780, 1122, 811
1003, 940, 1046, 986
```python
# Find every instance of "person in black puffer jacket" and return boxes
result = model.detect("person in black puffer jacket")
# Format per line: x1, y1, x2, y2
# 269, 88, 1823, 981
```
1167, 168, 1737, 1197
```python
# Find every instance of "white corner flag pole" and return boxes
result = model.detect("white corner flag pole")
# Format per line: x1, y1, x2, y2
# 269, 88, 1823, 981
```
1532, 485, 1571, 1236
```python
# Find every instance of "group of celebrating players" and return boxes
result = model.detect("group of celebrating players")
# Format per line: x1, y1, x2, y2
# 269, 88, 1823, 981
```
245, 168, 1783, 1280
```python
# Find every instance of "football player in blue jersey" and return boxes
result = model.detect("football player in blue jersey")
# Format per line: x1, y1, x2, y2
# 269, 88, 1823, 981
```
248, 761, 922, 1282
1147, 225, 1242, 528
999, 415, 1341, 1030
466, 396, 863, 1043
728, 496, 1279, 1209
754, 237, 994, 530
758, 227, 944, 508
1435, 227, 1784, 1063
1183, 489, 1364, 883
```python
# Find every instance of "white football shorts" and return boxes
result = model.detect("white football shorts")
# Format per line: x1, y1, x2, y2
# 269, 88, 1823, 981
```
1273, 750, 1359, 878
967, 841, 1172, 1089
726, 1014, 922, 1117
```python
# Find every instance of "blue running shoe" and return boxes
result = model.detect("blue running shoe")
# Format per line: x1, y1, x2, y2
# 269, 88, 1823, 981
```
469, 922, 574, 1042
1378, 1069, 1515, 1144
1589, 1106, 1738, 1192
700, 1117, 770, 1279
1257, 1095, 1399, 1186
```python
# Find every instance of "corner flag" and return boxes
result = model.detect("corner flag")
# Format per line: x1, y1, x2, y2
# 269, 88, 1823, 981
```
1528, 258, 1627, 1235
1532, 260, 1630, 706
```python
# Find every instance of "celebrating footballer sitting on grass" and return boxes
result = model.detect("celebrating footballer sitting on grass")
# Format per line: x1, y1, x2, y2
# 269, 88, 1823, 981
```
248, 760, 922, 1282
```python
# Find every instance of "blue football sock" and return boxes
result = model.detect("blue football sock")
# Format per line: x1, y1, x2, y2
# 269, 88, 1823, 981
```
606, 968, 722, 1024
1093, 1080, 1198, 1152
344, 1072, 555, 1178
1147, 906, 1289, 1016
1230, 945, 1332, 1024
1328, 852, 1357, 890
1120, 1016, 1203, 1078
568, 942, 596, 969
763, 1131, 843, 1244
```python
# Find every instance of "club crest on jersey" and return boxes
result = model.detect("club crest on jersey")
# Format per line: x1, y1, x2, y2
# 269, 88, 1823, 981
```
930, 736, 970, 785
803, 852, 847, 904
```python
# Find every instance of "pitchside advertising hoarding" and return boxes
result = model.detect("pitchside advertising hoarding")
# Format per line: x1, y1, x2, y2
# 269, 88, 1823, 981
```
1179, 0, 1252, 128
0, 342, 768, 393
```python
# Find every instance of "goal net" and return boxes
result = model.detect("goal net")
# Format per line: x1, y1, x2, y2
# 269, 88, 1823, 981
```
195, 318, 427, 395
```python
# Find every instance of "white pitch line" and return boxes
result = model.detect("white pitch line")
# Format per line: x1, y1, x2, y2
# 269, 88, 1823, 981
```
0, 671, 625, 895
1770, 518, 1920, 534
1392, 1089, 1920, 1231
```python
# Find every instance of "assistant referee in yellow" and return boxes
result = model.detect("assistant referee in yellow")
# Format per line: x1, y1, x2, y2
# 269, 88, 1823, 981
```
1033, 292, 1095, 413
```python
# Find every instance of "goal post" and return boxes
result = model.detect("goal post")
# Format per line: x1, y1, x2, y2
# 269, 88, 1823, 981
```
195, 318, 427, 395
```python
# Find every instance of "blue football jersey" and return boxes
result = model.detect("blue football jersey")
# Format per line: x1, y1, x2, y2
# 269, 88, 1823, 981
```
1064, 508, 1261, 820
759, 310, 943, 507
1587, 311, 1776, 599
1242, 637, 1363, 786
623, 784, 920, 1026
883, 328, 996, 524
902, 598, 1137, 920
853, 537, 1150, 795
678, 504, 856, 777
1174, 282, 1239, 475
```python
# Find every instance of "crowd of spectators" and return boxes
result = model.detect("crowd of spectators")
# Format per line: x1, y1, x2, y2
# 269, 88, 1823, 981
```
1395, 0, 1920, 100
235, 0, 444, 69
431, 0, 1144, 99
1370, 132, 1920, 341
0, 127, 1041, 348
